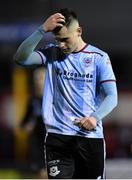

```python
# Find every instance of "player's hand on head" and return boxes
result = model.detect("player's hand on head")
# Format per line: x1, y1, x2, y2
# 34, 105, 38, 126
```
43, 13, 65, 32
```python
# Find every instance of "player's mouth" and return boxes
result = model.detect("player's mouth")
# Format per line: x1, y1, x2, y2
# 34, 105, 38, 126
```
62, 48, 70, 54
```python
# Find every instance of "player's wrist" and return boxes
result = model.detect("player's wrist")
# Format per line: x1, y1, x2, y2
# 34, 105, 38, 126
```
38, 25, 46, 35
90, 114, 100, 123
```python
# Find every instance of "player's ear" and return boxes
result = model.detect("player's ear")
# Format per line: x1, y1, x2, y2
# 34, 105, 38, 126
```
77, 26, 82, 36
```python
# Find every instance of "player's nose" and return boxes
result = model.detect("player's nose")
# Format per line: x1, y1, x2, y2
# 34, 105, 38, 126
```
59, 42, 66, 49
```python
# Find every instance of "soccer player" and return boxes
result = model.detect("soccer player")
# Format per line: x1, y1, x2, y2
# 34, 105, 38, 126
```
14, 8, 118, 179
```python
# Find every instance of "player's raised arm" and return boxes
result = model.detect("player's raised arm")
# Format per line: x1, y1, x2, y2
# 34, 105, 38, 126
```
14, 13, 65, 66
14, 25, 46, 66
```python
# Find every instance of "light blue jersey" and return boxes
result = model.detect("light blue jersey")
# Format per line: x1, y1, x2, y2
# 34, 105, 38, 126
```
38, 44, 116, 138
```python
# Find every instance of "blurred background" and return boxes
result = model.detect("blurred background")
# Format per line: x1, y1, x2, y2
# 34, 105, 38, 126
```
0, 0, 132, 178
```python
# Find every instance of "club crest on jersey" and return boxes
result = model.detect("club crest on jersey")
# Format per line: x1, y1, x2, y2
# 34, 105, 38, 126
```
49, 166, 60, 177
83, 57, 92, 67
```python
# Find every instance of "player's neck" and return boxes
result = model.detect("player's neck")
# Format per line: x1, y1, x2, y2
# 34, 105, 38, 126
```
75, 39, 86, 52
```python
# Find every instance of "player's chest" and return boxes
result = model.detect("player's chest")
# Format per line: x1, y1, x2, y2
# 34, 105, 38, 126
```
53, 54, 95, 75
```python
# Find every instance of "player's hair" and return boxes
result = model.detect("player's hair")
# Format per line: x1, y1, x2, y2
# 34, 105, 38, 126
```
53, 8, 78, 33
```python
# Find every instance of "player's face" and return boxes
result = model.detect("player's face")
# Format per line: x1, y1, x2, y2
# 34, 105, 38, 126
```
54, 26, 81, 54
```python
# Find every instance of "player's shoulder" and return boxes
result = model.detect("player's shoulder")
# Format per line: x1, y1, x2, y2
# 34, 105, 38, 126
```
86, 44, 108, 58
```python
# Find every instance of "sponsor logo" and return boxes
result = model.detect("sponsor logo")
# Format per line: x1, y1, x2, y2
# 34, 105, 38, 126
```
56, 68, 93, 82
49, 166, 60, 177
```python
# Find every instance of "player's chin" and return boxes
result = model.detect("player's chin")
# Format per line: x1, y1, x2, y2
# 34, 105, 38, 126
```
62, 50, 69, 54
62, 49, 71, 54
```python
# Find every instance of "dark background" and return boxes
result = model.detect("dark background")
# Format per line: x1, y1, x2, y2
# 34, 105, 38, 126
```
0, 0, 132, 178
1, 0, 132, 88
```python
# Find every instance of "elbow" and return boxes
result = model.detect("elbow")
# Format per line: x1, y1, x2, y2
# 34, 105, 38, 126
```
13, 53, 23, 66
113, 93, 118, 109
13, 53, 19, 64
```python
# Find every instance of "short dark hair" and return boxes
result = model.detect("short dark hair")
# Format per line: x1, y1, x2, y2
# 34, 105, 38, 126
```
53, 8, 78, 33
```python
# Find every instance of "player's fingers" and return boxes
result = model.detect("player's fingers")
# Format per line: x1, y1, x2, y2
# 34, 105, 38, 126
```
54, 13, 65, 19
80, 119, 94, 130
79, 117, 88, 125
82, 121, 89, 129
56, 17, 65, 24
79, 119, 87, 128
56, 23, 65, 28
55, 23, 64, 28
83, 123, 96, 131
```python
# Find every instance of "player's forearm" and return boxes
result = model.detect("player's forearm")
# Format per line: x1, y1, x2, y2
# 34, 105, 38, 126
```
91, 82, 118, 122
92, 94, 117, 122
14, 25, 45, 64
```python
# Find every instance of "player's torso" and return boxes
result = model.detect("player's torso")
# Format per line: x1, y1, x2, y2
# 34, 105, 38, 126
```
53, 52, 95, 90
42, 44, 104, 138
50, 49, 98, 118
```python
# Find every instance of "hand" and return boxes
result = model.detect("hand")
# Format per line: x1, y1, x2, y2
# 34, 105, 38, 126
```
75, 116, 97, 130
43, 13, 65, 32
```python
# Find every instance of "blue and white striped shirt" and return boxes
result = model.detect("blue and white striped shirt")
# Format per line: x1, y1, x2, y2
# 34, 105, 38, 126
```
38, 44, 116, 138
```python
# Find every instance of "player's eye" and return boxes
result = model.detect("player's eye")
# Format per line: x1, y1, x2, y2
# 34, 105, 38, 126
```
61, 38, 69, 42
55, 38, 69, 43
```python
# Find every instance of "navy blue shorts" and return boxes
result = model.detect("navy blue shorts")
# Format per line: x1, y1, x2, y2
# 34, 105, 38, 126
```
45, 133, 105, 179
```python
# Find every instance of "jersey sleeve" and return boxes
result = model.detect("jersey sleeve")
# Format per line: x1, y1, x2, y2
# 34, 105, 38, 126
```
91, 81, 118, 122
97, 53, 116, 84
